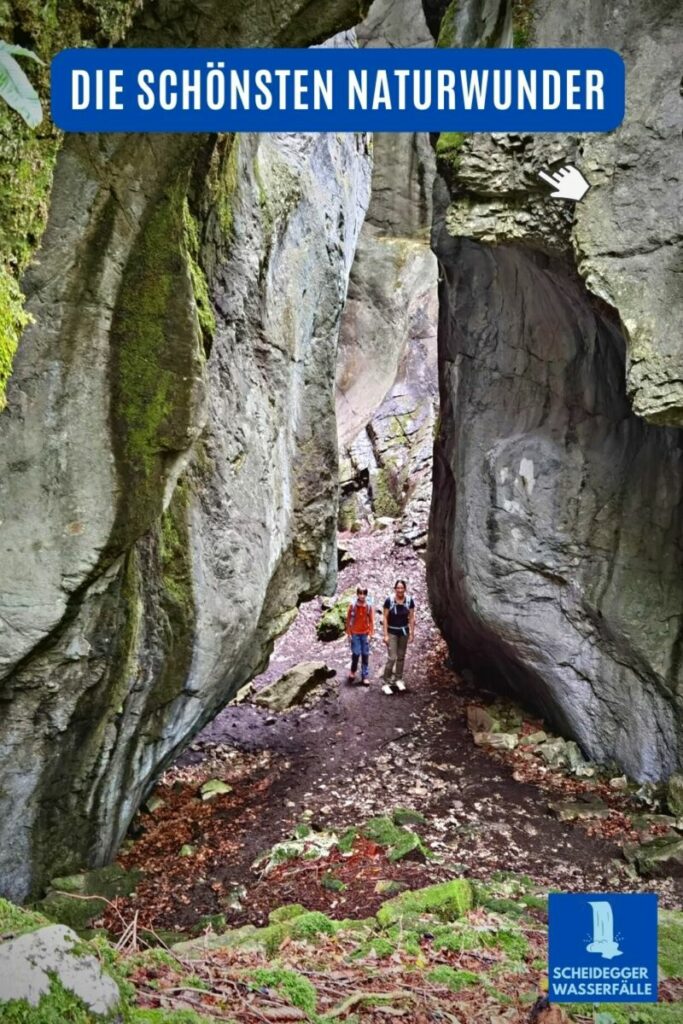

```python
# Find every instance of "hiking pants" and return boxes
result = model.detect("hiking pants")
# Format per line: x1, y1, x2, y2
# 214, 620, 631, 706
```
350, 634, 370, 678
383, 633, 409, 681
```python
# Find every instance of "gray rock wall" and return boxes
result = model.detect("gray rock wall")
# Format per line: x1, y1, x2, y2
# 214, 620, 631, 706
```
427, 0, 683, 779
0, 3, 371, 901
336, 0, 439, 530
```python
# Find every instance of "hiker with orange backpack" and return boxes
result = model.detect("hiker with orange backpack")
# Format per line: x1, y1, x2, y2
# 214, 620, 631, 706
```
345, 585, 375, 686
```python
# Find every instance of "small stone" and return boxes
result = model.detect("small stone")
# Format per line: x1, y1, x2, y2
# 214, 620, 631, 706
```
549, 798, 610, 822
474, 731, 518, 750
537, 737, 569, 768
609, 775, 629, 790
466, 705, 497, 734
375, 516, 395, 530
200, 779, 233, 801
524, 730, 548, 745
145, 795, 165, 813
392, 808, 427, 826
374, 880, 410, 895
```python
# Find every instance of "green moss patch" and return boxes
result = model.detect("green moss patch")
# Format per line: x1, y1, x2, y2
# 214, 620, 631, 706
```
427, 966, 480, 992
0, 897, 48, 938
659, 910, 683, 978
361, 816, 431, 863
436, 0, 459, 47
0, 0, 139, 410
376, 880, 473, 927
268, 904, 307, 925
247, 968, 317, 1014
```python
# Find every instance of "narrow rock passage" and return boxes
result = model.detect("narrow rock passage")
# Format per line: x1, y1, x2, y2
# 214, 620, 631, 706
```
110, 525, 682, 935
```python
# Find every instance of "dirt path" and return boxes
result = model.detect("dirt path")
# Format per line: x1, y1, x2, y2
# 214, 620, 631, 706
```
111, 524, 681, 935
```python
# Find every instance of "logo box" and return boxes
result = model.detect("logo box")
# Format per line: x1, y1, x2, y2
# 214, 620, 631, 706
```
548, 893, 658, 1003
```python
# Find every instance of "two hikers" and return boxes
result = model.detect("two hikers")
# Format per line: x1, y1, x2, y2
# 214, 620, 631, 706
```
345, 580, 415, 693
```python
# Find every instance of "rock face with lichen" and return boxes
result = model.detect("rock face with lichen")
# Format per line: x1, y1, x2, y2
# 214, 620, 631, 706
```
0, 3, 371, 901
427, 0, 683, 780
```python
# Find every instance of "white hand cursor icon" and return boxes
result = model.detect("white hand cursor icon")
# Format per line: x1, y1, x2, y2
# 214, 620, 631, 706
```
538, 165, 590, 202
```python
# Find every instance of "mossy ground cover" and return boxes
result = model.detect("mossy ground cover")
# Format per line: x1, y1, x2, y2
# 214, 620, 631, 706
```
3, 873, 682, 1022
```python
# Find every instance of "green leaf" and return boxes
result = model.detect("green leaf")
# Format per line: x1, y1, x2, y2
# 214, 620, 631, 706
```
0, 46, 43, 127
0, 40, 44, 64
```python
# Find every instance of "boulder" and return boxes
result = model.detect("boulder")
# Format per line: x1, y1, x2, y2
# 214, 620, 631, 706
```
253, 662, 333, 712
316, 590, 357, 641
666, 774, 683, 817
337, 545, 356, 570
35, 865, 142, 933
624, 836, 683, 878
0, 924, 120, 1015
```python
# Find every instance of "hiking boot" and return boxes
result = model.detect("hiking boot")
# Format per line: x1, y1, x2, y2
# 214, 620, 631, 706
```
360, 677, 370, 687
382, 683, 394, 695
394, 679, 406, 692
347, 672, 357, 684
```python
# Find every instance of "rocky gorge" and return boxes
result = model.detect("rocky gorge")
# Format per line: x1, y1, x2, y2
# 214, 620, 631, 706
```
0, 0, 682, 937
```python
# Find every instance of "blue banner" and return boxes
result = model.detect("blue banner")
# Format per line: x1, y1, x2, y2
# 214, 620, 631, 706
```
549, 893, 658, 1003
51, 47, 625, 134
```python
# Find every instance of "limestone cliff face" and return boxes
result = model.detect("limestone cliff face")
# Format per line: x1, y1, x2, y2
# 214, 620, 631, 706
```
336, 0, 439, 533
0, 3, 371, 900
427, 0, 683, 779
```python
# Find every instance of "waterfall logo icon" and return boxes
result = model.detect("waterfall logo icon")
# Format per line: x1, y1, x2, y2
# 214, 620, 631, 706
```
586, 900, 623, 960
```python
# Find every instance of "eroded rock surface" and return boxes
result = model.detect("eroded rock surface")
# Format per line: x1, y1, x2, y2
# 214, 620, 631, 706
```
428, 233, 683, 781
0, 4, 371, 900
427, 0, 683, 780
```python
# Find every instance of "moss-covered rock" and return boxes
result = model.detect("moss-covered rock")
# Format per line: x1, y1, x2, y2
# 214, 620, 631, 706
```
392, 807, 427, 826
0, 0, 139, 410
361, 816, 431, 862
316, 588, 357, 641
376, 879, 473, 927
247, 967, 317, 1015
35, 865, 143, 934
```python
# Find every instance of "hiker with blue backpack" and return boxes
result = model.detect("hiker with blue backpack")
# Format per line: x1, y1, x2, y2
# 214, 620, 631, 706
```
345, 585, 375, 686
382, 579, 415, 694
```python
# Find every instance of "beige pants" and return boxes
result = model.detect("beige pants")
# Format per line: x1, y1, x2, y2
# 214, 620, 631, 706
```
383, 633, 409, 681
